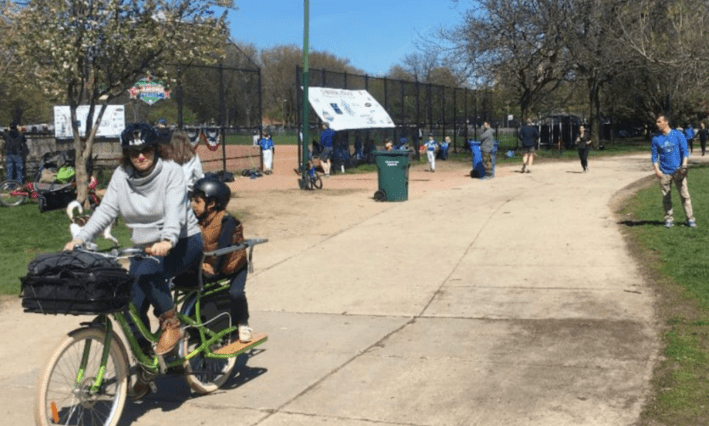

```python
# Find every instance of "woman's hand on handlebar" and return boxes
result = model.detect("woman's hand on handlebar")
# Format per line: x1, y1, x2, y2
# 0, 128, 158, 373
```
145, 240, 173, 257
63, 239, 84, 251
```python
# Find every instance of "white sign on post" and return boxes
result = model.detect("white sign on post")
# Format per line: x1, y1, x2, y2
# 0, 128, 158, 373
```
54, 105, 125, 139
308, 87, 394, 131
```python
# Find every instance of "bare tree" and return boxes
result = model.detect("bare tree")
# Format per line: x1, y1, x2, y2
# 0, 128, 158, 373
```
615, 0, 709, 121
437, 0, 574, 120
565, 0, 638, 147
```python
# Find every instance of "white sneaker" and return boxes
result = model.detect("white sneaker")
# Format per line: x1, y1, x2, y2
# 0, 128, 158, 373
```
238, 325, 253, 343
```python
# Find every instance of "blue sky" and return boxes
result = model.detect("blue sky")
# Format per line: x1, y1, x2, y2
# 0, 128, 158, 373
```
229, 1, 466, 76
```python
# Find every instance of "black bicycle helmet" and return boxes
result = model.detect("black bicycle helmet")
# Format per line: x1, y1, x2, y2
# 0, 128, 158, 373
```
192, 177, 231, 210
120, 123, 159, 150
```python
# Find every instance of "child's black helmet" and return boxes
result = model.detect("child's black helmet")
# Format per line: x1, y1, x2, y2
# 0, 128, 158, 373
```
193, 177, 231, 210
120, 123, 158, 150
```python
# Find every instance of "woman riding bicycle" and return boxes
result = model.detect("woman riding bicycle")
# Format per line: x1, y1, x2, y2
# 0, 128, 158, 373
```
64, 123, 203, 356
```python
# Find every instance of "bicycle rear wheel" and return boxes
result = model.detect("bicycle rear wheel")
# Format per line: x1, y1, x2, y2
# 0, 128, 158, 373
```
182, 330, 237, 394
35, 328, 128, 426
0, 180, 27, 206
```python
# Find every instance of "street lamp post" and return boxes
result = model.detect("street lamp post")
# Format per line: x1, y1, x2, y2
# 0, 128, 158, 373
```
301, 0, 310, 187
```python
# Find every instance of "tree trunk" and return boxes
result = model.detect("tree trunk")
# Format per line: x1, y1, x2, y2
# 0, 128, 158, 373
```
71, 103, 108, 209
588, 79, 601, 149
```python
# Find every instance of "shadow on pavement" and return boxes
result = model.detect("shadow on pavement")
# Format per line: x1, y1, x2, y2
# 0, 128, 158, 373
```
119, 376, 191, 426
221, 351, 269, 390
118, 352, 267, 426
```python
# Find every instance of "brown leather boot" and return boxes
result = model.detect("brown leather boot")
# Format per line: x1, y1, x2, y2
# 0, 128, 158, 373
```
155, 307, 181, 355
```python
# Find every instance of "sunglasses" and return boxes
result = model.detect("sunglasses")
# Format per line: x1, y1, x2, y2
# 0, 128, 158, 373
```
128, 147, 154, 157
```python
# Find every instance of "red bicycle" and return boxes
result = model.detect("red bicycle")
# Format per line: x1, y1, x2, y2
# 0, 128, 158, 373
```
0, 176, 100, 211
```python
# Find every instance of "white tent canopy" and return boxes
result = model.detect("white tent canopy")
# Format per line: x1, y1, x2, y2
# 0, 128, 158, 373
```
308, 87, 394, 131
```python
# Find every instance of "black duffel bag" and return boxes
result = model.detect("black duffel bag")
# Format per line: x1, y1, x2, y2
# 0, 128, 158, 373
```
20, 251, 133, 315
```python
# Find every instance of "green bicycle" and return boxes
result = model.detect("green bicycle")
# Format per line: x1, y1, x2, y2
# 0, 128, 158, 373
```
30, 239, 268, 426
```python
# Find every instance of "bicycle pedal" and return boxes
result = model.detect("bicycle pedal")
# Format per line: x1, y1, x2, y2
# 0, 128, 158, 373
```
148, 381, 157, 394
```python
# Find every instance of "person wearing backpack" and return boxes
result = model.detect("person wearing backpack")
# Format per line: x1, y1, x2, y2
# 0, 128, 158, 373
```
64, 123, 203, 359
190, 178, 253, 342
2, 122, 28, 183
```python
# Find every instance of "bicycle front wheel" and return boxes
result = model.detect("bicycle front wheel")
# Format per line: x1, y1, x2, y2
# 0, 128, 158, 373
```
0, 180, 27, 207
35, 328, 128, 426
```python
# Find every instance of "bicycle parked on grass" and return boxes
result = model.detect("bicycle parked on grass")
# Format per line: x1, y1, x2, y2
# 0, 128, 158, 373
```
0, 150, 101, 211
22, 239, 268, 426
0, 176, 101, 210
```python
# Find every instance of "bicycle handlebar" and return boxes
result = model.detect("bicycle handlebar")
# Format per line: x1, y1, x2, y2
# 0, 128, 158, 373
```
75, 238, 269, 272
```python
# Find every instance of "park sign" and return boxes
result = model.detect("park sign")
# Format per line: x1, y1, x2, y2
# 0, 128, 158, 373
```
128, 77, 170, 105
54, 105, 125, 139
308, 87, 394, 131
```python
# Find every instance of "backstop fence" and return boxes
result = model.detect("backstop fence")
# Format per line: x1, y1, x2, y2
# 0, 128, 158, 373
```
3, 59, 265, 180
295, 66, 514, 168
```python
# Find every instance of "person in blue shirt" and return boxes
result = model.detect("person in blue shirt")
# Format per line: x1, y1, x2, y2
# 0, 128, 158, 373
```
319, 122, 335, 176
258, 132, 274, 175
685, 124, 695, 154
440, 136, 450, 160
652, 114, 696, 228
397, 137, 408, 150
424, 134, 438, 172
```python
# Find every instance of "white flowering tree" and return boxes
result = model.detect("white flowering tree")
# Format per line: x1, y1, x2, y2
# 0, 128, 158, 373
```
8, 0, 233, 205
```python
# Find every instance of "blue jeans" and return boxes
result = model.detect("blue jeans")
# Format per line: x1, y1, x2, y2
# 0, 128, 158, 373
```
130, 233, 203, 326
228, 266, 249, 324
6, 154, 24, 183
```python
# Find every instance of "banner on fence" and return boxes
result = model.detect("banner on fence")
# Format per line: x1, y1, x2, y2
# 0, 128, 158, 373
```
308, 87, 394, 131
54, 105, 125, 139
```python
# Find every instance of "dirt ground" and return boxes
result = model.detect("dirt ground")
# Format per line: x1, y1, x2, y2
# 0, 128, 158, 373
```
218, 144, 481, 268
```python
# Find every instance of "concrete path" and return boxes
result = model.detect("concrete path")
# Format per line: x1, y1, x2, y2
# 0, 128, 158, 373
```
0, 153, 681, 425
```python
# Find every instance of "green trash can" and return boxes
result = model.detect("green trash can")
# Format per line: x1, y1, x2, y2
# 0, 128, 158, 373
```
373, 151, 410, 202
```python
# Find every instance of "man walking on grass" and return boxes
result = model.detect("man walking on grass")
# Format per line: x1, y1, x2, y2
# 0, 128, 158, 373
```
652, 114, 696, 228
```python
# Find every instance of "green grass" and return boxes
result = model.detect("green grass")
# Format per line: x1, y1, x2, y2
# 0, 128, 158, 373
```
617, 164, 709, 425
0, 204, 133, 295
0, 200, 249, 296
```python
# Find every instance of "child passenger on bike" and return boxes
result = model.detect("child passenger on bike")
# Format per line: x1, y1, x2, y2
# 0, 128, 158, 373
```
190, 178, 253, 342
